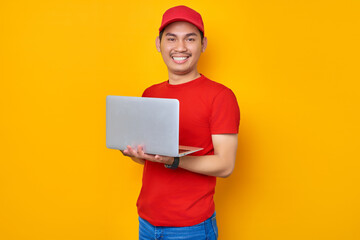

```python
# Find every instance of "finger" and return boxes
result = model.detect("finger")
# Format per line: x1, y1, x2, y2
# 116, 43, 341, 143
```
137, 145, 144, 154
137, 145, 152, 159
139, 151, 152, 160
127, 145, 139, 157
137, 147, 157, 161
121, 149, 130, 157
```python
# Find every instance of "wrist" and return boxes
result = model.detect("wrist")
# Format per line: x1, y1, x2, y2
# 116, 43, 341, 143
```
167, 157, 175, 165
164, 157, 180, 169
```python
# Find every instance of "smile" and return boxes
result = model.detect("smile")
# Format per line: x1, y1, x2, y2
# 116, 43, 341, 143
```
171, 56, 189, 63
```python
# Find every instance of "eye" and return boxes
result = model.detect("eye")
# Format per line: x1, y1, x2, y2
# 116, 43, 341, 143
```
167, 38, 176, 42
187, 38, 195, 42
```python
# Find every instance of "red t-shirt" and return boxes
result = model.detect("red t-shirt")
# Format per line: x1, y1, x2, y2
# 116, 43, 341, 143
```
137, 74, 240, 227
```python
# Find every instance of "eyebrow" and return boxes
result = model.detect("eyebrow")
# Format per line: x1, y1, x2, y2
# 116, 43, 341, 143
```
165, 32, 198, 38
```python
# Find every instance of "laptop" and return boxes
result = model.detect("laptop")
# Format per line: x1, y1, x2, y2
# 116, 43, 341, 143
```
106, 95, 203, 157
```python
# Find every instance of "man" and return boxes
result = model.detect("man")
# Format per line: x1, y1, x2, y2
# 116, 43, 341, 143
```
122, 5, 240, 240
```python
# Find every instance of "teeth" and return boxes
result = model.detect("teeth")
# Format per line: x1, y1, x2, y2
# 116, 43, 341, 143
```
172, 57, 188, 61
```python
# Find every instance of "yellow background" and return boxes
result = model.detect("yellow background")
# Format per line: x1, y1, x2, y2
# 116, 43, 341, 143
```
1, 0, 359, 239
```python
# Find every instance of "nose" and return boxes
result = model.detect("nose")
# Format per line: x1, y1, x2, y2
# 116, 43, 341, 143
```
174, 40, 187, 52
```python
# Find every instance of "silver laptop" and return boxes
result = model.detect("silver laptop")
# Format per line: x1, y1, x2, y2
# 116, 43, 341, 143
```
106, 96, 203, 157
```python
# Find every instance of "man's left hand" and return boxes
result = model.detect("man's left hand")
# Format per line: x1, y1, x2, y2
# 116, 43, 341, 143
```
123, 145, 174, 165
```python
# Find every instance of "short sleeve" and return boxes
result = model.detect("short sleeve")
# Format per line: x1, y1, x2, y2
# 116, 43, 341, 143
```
142, 88, 150, 97
210, 88, 240, 134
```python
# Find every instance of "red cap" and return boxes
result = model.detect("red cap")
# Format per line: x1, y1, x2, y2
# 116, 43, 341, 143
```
159, 5, 204, 34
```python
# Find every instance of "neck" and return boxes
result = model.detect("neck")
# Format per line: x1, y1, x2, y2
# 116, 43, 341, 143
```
168, 71, 201, 85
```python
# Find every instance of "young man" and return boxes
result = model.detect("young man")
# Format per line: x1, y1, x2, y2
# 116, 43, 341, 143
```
122, 5, 240, 240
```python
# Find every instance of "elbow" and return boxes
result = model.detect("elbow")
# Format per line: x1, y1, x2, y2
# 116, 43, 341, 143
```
218, 166, 234, 178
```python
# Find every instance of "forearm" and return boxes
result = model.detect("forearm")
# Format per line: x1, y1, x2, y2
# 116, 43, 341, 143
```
178, 134, 238, 178
179, 154, 234, 178
121, 134, 238, 175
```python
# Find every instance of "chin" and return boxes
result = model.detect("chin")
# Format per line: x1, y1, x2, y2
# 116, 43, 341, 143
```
171, 69, 192, 75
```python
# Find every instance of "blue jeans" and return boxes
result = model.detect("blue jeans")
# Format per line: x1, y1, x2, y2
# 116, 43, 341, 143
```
139, 212, 218, 240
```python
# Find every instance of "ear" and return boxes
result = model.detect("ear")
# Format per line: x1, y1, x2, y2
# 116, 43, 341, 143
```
201, 37, 208, 52
155, 36, 161, 52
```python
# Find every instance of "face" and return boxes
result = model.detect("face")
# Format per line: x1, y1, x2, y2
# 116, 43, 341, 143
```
156, 21, 207, 77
